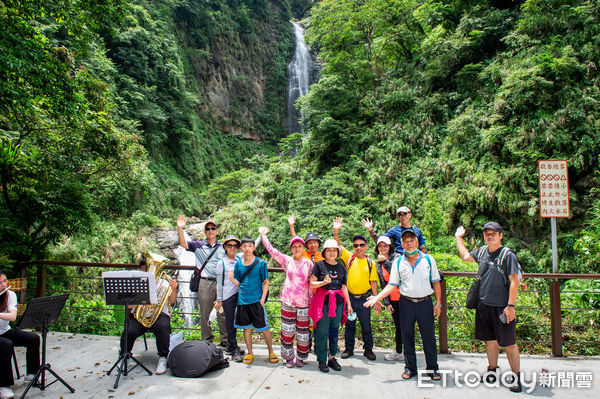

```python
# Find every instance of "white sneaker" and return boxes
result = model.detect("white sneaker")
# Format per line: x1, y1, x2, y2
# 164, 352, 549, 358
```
0, 387, 15, 399
155, 357, 167, 375
23, 374, 36, 383
384, 352, 402, 361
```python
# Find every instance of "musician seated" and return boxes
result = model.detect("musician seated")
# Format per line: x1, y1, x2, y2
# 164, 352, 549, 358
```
120, 276, 178, 375
1, 270, 40, 399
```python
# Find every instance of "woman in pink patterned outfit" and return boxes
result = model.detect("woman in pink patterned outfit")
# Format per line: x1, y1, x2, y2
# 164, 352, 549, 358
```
259, 227, 313, 368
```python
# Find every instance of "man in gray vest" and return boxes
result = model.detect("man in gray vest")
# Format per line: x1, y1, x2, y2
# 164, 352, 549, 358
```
455, 222, 522, 393
177, 215, 227, 346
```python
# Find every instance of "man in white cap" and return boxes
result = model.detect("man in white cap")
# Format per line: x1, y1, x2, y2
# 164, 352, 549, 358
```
362, 206, 426, 255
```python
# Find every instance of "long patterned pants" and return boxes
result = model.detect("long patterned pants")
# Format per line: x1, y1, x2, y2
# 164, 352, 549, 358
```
280, 302, 310, 361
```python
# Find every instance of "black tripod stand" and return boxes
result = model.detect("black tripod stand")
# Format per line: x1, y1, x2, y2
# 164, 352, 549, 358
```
18, 294, 75, 399
103, 275, 154, 388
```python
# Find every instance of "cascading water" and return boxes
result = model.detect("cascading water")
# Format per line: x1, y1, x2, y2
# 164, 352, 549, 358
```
286, 21, 313, 135
174, 231, 197, 327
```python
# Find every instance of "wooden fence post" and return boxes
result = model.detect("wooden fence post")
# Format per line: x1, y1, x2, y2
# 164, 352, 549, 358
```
550, 279, 563, 357
439, 279, 449, 353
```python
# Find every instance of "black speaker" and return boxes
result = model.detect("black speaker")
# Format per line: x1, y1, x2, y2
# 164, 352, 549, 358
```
167, 340, 228, 377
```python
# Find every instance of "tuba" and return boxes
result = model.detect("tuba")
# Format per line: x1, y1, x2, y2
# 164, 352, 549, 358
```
134, 251, 174, 328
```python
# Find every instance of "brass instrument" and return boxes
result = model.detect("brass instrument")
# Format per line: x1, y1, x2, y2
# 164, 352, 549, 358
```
134, 251, 174, 328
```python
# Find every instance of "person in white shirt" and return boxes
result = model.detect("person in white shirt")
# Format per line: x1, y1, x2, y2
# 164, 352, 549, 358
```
0, 270, 40, 399
365, 229, 442, 381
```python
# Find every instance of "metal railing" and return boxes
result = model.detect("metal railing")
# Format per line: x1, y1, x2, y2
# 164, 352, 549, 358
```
14, 260, 600, 356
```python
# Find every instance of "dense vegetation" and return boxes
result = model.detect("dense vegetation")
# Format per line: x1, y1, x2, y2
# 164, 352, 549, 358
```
1, 0, 305, 265
198, 0, 600, 276
1, 0, 598, 353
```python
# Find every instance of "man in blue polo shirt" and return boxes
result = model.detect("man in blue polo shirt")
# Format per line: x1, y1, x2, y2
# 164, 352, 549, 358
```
362, 206, 426, 254
177, 214, 227, 346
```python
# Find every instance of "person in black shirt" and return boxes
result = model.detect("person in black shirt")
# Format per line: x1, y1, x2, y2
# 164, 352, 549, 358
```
308, 239, 353, 373
456, 222, 522, 393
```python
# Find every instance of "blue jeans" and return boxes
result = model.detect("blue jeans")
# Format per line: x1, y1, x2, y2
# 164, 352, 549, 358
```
344, 294, 373, 351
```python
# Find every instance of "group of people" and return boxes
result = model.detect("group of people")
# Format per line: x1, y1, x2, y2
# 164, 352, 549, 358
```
0, 206, 524, 398
170, 206, 522, 392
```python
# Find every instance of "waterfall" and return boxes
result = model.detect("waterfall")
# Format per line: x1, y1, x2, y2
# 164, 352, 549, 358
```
174, 231, 197, 327
286, 21, 313, 135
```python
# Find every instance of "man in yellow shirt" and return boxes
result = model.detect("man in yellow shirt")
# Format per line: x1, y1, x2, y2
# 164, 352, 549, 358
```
333, 217, 381, 361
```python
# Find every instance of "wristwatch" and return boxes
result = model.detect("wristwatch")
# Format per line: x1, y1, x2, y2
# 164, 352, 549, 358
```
435, 303, 442, 308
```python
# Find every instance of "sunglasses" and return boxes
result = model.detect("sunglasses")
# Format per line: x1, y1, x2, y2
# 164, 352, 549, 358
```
225, 244, 239, 249
398, 212, 409, 216
353, 243, 366, 248
205, 226, 217, 231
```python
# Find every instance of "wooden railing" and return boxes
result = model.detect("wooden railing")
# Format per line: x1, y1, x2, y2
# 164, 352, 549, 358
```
15, 260, 600, 356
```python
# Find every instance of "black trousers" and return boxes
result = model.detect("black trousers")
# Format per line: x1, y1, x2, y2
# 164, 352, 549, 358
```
390, 300, 403, 354
120, 313, 171, 357
0, 329, 40, 387
222, 293, 240, 352
399, 297, 438, 373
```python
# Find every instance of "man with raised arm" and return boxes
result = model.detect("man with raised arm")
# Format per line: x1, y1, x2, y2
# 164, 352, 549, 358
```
362, 206, 426, 254
455, 222, 522, 393
177, 215, 227, 346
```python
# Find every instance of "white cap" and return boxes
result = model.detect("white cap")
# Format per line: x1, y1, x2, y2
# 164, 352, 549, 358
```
375, 236, 392, 254
396, 206, 411, 214
322, 239, 341, 257
376, 236, 392, 246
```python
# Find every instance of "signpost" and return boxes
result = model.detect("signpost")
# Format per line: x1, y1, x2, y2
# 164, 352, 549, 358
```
538, 160, 569, 272
538, 160, 569, 357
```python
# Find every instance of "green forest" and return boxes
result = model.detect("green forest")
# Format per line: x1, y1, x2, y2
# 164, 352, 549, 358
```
2, 0, 599, 271
2, 0, 599, 354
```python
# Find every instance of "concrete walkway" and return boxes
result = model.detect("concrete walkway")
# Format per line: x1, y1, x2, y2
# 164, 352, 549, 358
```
10, 332, 599, 398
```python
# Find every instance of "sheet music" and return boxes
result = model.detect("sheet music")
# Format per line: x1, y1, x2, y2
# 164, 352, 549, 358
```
102, 271, 158, 304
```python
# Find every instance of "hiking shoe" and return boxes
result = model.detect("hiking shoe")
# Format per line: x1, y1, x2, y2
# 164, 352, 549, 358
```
0, 387, 14, 399
155, 357, 167, 375
363, 348, 376, 361
384, 352, 402, 361
327, 357, 341, 371
508, 372, 523, 393
340, 349, 354, 359
232, 348, 244, 363
482, 366, 499, 383
318, 362, 329, 373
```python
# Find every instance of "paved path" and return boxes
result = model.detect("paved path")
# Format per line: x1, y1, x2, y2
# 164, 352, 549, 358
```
10, 332, 600, 398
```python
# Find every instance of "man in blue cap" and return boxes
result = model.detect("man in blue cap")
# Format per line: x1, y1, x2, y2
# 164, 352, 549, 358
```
455, 222, 522, 393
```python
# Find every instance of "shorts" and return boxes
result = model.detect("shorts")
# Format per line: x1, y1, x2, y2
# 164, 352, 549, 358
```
475, 302, 516, 347
234, 302, 269, 332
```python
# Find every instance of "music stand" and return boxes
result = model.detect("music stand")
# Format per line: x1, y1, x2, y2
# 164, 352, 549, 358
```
16, 294, 75, 399
104, 275, 153, 388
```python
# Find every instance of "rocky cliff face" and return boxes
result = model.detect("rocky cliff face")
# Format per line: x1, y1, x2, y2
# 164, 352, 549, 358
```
174, 1, 294, 142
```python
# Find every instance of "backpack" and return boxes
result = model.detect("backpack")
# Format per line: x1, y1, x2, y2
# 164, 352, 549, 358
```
395, 253, 442, 287
167, 340, 229, 377
347, 253, 373, 275
423, 254, 444, 288
476, 245, 523, 285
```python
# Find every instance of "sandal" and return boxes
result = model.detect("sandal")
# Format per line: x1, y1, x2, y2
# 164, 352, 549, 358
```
402, 369, 417, 380
429, 370, 441, 381
242, 354, 254, 364
269, 352, 279, 363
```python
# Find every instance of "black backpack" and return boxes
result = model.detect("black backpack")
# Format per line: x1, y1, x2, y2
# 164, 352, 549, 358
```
167, 340, 229, 377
